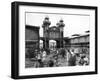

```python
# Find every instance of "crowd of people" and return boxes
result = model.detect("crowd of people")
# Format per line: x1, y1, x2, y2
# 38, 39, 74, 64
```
26, 48, 89, 68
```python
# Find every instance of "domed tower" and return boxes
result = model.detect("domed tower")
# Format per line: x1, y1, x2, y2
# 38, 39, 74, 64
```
56, 19, 65, 48
42, 16, 51, 49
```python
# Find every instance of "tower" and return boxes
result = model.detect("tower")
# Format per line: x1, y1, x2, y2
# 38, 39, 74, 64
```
42, 16, 51, 49
56, 19, 65, 48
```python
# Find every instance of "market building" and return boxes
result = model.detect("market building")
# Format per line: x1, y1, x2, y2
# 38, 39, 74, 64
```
25, 17, 90, 55
25, 25, 40, 57
64, 34, 89, 54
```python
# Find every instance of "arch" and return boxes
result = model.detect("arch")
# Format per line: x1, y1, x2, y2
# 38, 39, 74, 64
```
49, 40, 56, 50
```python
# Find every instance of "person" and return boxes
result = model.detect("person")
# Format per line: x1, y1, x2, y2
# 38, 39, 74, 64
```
68, 49, 76, 66
37, 52, 42, 67
41, 50, 47, 67
75, 54, 81, 66
42, 50, 46, 61
79, 55, 85, 66
80, 55, 89, 66
83, 55, 89, 65
48, 60, 54, 67
67, 49, 71, 61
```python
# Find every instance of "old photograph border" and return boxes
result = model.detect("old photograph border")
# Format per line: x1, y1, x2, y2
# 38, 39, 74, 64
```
11, 1, 98, 79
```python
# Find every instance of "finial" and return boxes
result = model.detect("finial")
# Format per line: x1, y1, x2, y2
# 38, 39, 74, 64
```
59, 19, 64, 22
45, 16, 49, 20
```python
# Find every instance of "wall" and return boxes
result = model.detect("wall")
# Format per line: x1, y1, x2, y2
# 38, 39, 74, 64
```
70, 35, 89, 44
0, 0, 99, 81
25, 25, 40, 40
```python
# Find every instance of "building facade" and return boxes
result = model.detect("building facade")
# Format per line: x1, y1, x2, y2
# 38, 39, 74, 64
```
64, 34, 89, 54
25, 25, 40, 58
42, 17, 65, 49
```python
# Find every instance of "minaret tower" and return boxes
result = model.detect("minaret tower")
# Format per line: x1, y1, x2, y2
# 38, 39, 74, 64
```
42, 16, 51, 49
56, 19, 65, 48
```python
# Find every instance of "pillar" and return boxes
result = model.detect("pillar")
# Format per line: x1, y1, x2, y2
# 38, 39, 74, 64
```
43, 40, 49, 50
56, 40, 60, 48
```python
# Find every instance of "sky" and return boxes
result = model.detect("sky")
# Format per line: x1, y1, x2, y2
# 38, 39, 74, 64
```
26, 12, 90, 37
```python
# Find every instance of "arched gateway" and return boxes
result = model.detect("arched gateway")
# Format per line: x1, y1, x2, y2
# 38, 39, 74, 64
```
40, 17, 65, 49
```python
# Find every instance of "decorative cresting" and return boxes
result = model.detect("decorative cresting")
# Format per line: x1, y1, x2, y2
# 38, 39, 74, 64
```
42, 16, 51, 49
56, 19, 65, 48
